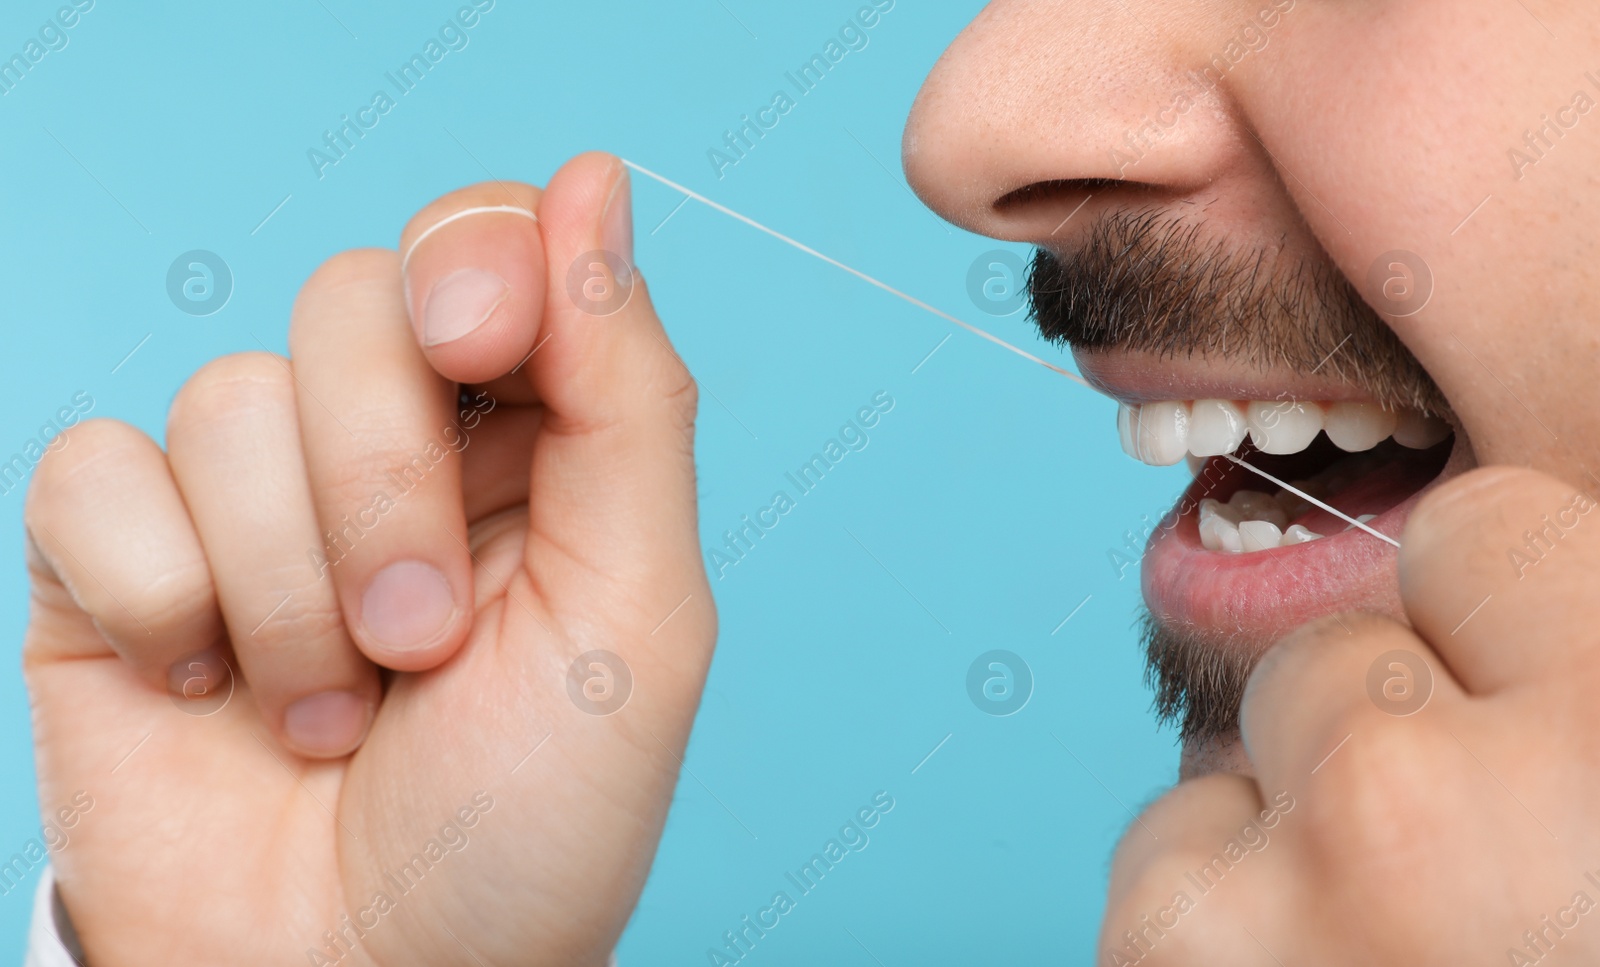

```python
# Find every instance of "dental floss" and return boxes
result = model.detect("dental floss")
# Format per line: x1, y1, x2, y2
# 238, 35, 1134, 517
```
622, 160, 1091, 388
1222, 454, 1402, 548
622, 158, 1404, 550
401, 205, 538, 272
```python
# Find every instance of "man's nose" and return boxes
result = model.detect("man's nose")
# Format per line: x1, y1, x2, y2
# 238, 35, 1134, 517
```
902, 0, 1278, 244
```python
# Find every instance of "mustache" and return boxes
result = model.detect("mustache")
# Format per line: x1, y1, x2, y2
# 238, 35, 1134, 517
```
1025, 210, 1447, 415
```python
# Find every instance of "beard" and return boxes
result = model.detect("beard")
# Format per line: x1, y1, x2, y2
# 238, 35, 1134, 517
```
1026, 210, 1448, 743
1137, 609, 1260, 742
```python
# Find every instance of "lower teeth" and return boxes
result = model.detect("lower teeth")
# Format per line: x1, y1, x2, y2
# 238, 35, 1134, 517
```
1198, 491, 1327, 553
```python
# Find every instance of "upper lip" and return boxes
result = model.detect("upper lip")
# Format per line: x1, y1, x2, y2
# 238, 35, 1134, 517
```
1073, 347, 1406, 408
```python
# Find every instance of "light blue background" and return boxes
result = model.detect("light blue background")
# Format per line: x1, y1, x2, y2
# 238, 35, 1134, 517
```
0, 1, 1188, 961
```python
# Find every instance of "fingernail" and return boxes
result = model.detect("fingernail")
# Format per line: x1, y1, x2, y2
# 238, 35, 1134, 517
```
422, 268, 509, 347
360, 560, 456, 652
284, 690, 371, 758
601, 167, 634, 267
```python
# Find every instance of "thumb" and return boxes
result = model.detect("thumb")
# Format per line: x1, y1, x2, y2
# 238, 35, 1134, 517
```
524, 152, 712, 647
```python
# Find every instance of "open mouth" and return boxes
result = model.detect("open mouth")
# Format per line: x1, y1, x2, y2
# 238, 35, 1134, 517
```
1114, 395, 1475, 640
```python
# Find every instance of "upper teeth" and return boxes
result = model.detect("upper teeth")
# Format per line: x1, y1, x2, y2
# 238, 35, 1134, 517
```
1116, 399, 1449, 466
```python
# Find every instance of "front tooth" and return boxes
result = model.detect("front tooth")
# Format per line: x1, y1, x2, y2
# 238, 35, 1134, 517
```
1131, 401, 1191, 466
1393, 410, 1451, 449
1228, 489, 1289, 529
1199, 513, 1243, 552
1323, 402, 1398, 452
1117, 404, 1139, 458
1246, 400, 1324, 454
1238, 519, 1284, 552
1187, 399, 1249, 456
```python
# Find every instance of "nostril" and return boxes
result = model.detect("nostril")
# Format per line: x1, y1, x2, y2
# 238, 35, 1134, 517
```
993, 177, 1153, 212
986, 178, 1166, 242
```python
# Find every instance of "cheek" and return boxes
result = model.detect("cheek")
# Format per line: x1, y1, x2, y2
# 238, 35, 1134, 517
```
1247, 2, 1535, 254
1240, 0, 1600, 470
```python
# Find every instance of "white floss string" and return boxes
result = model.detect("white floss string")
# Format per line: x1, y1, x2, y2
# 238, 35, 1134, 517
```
1223, 454, 1401, 548
622, 160, 1092, 389
622, 158, 1401, 549
401, 205, 538, 272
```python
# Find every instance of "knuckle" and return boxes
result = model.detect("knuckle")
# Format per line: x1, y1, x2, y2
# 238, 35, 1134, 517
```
20, 422, 220, 644
128, 561, 217, 636
168, 352, 294, 437
26, 419, 154, 516
664, 363, 699, 412
303, 248, 399, 292
663, 369, 699, 441
1301, 719, 1442, 868
646, 321, 699, 434
1112, 835, 1202, 898
1099, 851, 1217, 966
314, 443, 438, 508
29, 417, 138, 485
250, 579, 346, 647
1108, 774, 1245, 881
289, 249, 399, 349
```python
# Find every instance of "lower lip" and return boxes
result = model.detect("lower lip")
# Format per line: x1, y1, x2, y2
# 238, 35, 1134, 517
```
1140, 440, 1465, 642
